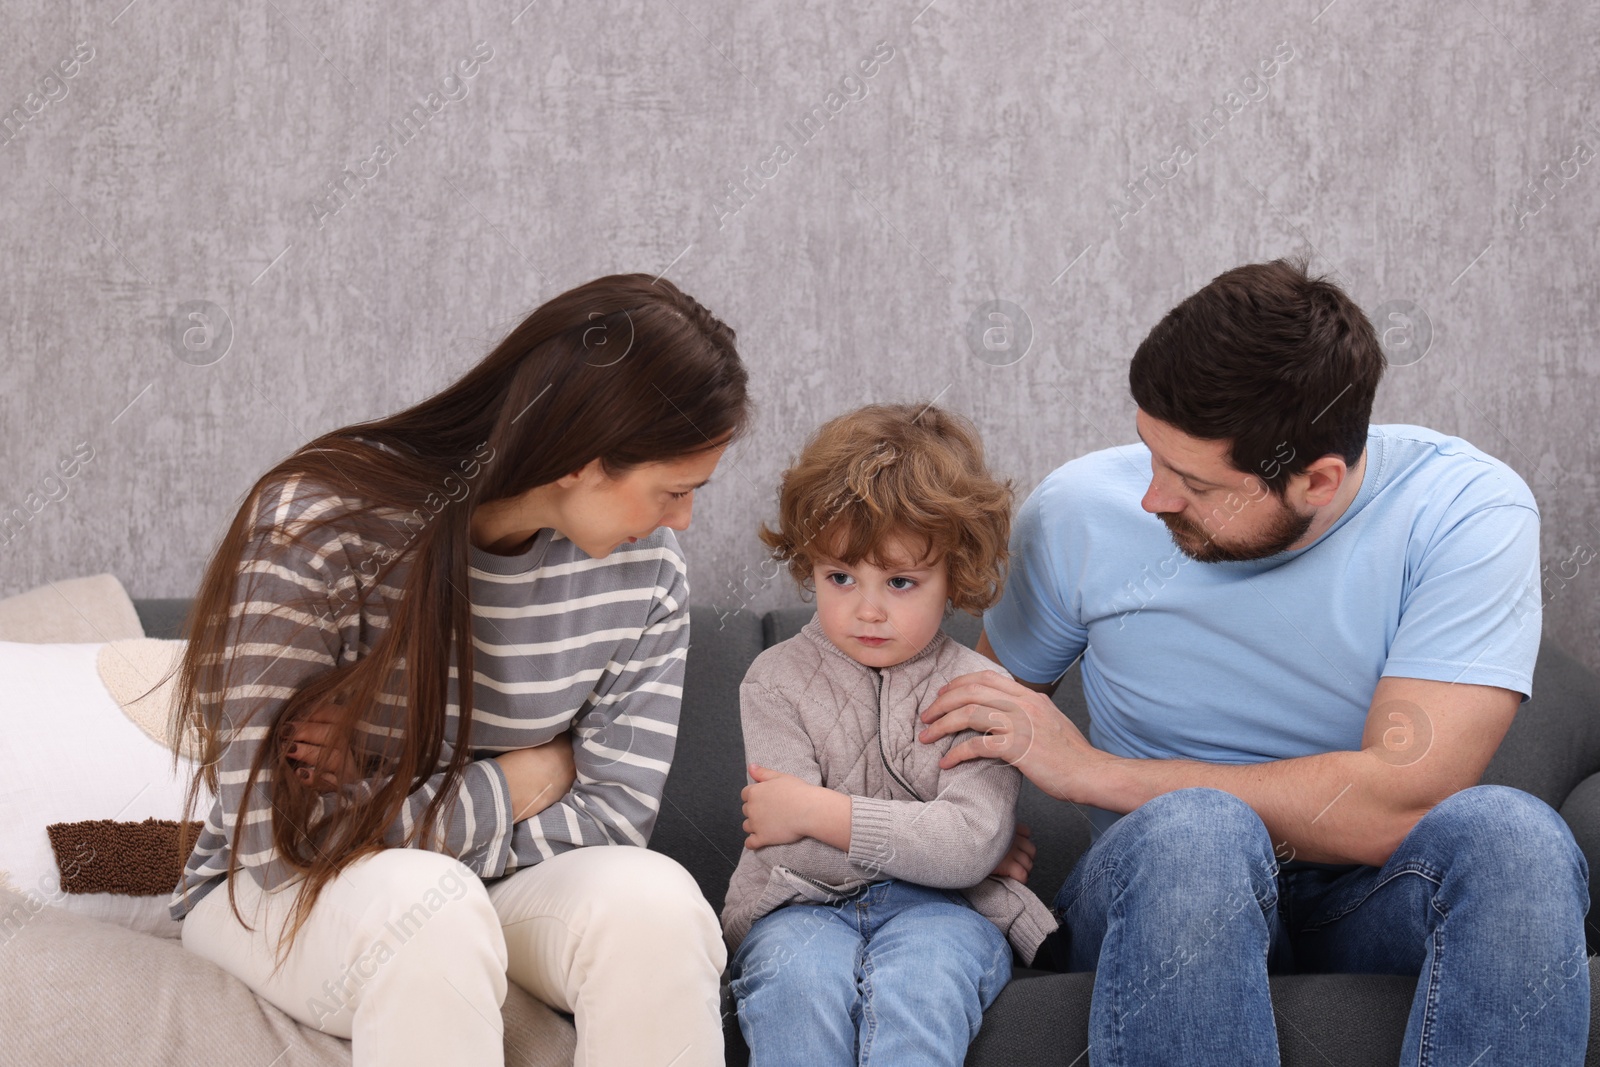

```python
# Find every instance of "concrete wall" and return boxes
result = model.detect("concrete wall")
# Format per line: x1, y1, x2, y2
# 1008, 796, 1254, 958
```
3, 0, 1596, 672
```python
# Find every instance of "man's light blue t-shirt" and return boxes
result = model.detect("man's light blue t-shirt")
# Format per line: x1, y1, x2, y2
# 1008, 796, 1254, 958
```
982, 425, 1543, 838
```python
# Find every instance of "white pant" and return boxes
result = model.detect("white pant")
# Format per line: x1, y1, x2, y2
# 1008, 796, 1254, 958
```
181, 846, 728, 1067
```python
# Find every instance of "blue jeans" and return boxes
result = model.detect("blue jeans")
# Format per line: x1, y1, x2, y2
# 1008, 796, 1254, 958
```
730, 879, 1013, 1067
1039, 785, 1591, 1066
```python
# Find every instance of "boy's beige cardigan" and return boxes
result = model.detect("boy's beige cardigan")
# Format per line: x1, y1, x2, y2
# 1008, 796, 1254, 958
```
719, 614, 1060, 964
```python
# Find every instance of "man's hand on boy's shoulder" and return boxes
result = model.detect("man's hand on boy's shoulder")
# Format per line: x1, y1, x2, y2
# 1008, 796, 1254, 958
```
919, 668, 1111, 803
924, 651, 1039, 764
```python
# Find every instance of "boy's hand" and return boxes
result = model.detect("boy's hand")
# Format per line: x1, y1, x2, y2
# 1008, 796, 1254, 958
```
741, 764, 825, 848
989, 821, 1036, 882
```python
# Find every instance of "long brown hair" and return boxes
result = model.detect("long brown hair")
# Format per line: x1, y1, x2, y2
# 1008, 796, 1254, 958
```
170, 273, 750, 971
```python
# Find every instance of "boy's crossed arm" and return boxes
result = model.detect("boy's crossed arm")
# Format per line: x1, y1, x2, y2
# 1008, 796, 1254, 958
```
736, 679, 860, 886
740, 679, 1023, 889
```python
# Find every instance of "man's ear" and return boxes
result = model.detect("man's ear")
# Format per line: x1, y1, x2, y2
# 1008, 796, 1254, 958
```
1295, 454, 1349, 508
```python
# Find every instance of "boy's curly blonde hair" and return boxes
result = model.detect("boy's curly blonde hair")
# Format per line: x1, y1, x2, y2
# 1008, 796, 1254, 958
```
758, 401, 1015, 615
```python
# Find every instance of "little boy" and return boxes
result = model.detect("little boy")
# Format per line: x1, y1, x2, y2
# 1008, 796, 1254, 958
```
722, 402, 1058, 1067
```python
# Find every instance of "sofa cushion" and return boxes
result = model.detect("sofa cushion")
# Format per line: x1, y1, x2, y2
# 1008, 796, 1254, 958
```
1482, 638, 1600, 810
131, 597, 192, 643
1560, 772, 1600, 956
964, 969, 1427, 1067
0, 881, 577, 1067
651, 606, 767, 912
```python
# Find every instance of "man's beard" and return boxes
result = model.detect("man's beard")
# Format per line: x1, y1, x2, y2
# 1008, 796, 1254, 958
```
1159, 497, 1316, 563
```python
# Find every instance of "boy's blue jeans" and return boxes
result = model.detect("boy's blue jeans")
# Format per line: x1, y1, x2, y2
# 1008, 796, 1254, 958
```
1040, 785, 1591, 1066
729, 879, 1012, 1067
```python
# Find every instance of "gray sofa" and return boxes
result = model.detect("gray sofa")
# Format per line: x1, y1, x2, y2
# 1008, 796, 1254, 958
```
126, 599, 1600, 1064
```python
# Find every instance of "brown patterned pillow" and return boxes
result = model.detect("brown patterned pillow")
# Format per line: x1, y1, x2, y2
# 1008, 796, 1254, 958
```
45, 818, 203, 896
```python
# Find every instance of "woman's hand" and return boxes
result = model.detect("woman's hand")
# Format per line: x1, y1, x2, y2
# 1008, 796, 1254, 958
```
989, 821, 1036, 883
494, 732, 577, 821
285, 695, 363, 793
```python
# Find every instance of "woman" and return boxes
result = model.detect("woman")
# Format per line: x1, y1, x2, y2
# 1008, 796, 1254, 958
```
170, 273, 751, 1067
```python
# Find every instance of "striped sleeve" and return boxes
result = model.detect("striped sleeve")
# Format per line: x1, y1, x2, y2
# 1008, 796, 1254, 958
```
203, 519, 346, 893
208, 484, 516, 890
506, 543, 690, 863
355, 746, 516, 877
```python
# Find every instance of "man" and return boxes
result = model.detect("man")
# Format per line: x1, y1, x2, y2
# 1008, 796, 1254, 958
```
920, 259, 1590, 1064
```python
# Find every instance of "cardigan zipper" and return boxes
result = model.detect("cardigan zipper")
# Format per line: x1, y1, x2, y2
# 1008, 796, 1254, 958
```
790, 868, 846, 896
873, 668, 923, 802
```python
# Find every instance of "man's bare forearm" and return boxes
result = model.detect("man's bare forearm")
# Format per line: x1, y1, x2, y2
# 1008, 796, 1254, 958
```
1084, 749, 1431, 867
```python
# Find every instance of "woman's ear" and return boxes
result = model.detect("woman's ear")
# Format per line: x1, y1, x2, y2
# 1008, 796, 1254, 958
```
558, 457, 603, 487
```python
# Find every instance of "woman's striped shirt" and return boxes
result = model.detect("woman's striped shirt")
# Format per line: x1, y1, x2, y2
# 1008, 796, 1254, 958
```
168, 473, 690, 920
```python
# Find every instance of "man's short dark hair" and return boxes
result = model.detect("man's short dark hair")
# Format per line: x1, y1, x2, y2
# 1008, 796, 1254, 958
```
1128, 258, 1386, 496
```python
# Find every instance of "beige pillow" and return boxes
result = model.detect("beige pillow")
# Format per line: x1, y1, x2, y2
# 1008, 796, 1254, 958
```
0, 573, 144, 643
96, 638, 193, 758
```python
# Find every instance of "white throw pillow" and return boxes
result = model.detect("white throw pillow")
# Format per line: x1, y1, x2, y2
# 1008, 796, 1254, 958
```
0, 640, 211, 938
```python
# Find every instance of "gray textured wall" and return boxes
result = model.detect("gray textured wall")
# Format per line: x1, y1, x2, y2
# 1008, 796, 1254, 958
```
3, 1, 1597, 674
